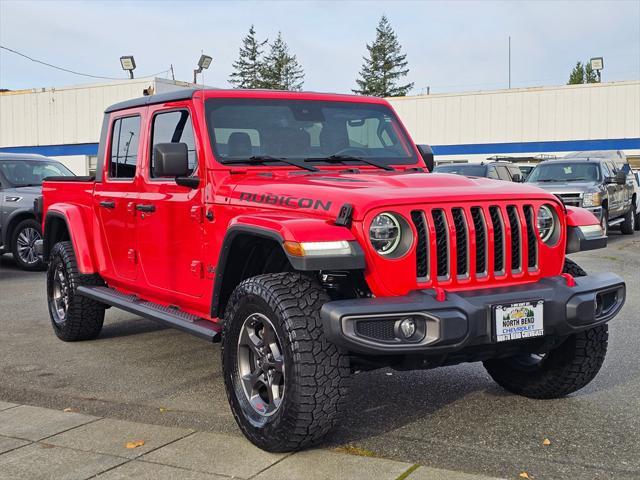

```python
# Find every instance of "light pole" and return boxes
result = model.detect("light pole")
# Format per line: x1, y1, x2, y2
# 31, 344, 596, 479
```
120, 56, 136, 79
590, 57, 604, 83
193, 54, 212, 84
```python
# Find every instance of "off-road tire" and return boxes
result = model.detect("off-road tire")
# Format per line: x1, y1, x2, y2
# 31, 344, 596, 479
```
47, 241, 105, 341
483, 259, 608, 398
600, 207, 609, 237
620, 206, 635, 235
11, 218, 45, 271
222, 273, 350, 452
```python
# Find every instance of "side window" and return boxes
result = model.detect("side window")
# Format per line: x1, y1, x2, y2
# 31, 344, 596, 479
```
151, 110, 198, 176
496, 165, 510, 180
109, 116, 141, 179
601, 162, 612, 178
487, 166, 500, 179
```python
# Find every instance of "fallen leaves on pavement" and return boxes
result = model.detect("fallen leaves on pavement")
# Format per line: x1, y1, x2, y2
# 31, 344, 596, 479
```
125, 440, 145, 449
542, 438, 551, 446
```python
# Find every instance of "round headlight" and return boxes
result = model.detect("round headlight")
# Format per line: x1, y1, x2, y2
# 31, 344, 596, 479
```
370, 213, 401, 255
537, 205, 555, 243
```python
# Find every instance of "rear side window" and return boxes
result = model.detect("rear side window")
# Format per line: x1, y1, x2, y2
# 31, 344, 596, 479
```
495, 165, 511, 180
150, 110, 197, 177
109, 116, 141, 179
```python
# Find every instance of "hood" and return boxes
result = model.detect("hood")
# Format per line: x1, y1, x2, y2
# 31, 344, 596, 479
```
227, 171, 560, 220
527, 181, 599, 194
4, 185, 42, 196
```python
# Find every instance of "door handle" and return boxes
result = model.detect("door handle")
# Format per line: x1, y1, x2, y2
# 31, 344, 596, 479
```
99, 201, 115, 209
135, 204, 156, 213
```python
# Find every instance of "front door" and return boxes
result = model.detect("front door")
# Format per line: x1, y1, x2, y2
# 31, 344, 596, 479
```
94, 113, 143, 281
136, 106, 205, 299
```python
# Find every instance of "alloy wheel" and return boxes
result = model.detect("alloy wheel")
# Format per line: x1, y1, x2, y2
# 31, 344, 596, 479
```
236, 313, 285, 417
51, 264, 70, 324
16, 227, 41, 265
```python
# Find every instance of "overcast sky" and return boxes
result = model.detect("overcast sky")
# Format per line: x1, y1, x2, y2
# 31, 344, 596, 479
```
1, 0, 639, 95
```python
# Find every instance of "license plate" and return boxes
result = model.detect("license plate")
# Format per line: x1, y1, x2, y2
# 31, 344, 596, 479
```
493, 300, 544, 343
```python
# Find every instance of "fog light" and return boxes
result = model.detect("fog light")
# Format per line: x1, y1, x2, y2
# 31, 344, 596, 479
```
399, 317, 416, 339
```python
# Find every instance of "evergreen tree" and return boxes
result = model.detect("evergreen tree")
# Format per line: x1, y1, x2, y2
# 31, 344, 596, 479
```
353, 15, 414, 97
261, 32, 304, 91
585, 62, 598, 83
229, 25, 268, 89
568, 61, 585, 85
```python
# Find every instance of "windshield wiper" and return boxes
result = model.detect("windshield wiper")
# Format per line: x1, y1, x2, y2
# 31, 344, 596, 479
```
224, 155, 318, 172
305, 154, 395, 172
536, 179, 560, 182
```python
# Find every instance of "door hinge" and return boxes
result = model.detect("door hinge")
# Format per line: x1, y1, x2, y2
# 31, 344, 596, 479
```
127, 249, 137, 264
190, 206, 204, 223
190, 260, 204, 278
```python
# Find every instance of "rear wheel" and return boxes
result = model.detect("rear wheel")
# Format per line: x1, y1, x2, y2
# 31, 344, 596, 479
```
483, 259, 608, 398
222, 273, 350, 452
47, 241, 105, 341
12, 218, 44, 271
620, 206, 635, 235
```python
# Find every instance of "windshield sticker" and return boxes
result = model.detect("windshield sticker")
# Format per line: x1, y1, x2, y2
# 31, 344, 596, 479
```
564, 167, 573, 174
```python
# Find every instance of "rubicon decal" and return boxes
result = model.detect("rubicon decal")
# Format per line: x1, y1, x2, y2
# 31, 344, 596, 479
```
238, 192, 332, 211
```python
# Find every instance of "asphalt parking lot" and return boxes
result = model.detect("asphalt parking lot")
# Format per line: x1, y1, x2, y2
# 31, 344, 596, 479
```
1, 233, 639, 480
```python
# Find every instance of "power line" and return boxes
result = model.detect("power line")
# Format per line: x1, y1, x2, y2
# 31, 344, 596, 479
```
0, 45, 170, 81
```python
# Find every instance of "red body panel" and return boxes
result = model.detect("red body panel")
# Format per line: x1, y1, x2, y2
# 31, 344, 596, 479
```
42, 89, 601, 322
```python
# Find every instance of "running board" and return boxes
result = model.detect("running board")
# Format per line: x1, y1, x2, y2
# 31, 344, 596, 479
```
77, 286, 220, 342
608, 218, 624, 226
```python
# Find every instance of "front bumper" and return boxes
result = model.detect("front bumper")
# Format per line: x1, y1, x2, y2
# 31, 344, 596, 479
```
321, 273, 625, 356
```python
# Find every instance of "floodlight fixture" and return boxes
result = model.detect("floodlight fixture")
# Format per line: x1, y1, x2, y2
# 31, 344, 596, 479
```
590, 57, 604, 82
193, 54, 213, 84
120, 55, 136, 79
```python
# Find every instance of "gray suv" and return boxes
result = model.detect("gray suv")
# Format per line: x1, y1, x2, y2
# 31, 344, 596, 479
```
0, 153, 74, 270
526, 152, 635, 236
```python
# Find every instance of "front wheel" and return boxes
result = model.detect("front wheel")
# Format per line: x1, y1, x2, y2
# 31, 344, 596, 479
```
483, 258, 608, 398
222, 273, 350, 452
12, 218, 44, 271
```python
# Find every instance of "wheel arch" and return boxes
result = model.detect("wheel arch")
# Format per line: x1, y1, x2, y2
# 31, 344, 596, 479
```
210, 223, 364, 319
4, 209, 36, 248
44, 206, 96, 273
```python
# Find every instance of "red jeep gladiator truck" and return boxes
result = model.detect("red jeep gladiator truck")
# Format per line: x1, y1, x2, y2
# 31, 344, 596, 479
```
38, 89, 625, 452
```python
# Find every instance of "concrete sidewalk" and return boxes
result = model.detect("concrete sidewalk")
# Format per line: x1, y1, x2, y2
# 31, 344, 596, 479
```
0, 400, 504, 480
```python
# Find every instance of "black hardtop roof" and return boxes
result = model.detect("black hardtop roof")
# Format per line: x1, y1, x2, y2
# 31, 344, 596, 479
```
103, 88, 379, 114
105, 89, 198, 113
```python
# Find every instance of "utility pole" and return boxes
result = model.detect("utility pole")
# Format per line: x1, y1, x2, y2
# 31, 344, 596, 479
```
170, 64, 175, 81
508, 36, 511, 89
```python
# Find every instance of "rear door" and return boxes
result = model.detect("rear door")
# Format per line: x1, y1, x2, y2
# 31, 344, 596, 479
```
94, 113, 143, 281
136, 105, 206, 299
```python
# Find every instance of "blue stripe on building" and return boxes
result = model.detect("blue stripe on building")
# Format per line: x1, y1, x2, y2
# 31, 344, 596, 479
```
0, 138, 638, 157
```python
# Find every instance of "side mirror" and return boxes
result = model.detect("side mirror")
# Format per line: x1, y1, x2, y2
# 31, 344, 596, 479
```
615, 171, 627, 185
153, 143, 189, 178
512, 173, 523, 183
416, 144, 434, 172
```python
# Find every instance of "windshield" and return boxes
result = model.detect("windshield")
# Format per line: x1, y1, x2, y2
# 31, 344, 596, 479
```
205, 99, 418, 167
433, 164, 487, 176
0, 160, 74, 187
526, 162, 601, 183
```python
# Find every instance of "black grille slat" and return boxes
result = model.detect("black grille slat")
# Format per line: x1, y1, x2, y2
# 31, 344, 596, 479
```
471, 207, 486, 275
432, 209, 449, 278
507, 206, 521, 271
452, 208, 468, 277
489, 207, 505, 272
411, 211, 429, 280
524, 206, 537, 269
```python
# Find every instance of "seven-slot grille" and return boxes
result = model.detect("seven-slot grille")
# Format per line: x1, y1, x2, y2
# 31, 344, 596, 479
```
410, 204, 539, 283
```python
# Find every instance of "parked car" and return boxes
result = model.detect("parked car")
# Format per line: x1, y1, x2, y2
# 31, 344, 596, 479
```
433, 160, 524, 182
526, 155, 635, 236
40, 89, 624, 452
0, 153, 74, 270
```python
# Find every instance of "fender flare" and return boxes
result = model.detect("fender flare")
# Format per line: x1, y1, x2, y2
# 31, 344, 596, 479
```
44, 206, 96, 273
210, 221, 365, 318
